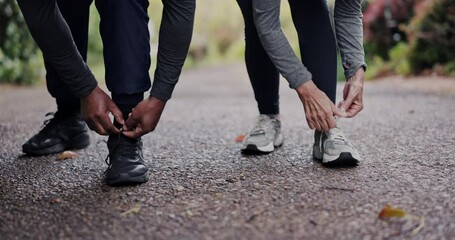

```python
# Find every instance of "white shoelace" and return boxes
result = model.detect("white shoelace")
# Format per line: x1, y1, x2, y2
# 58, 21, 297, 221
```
326, 127, 348, 143
250, 115, 271, 135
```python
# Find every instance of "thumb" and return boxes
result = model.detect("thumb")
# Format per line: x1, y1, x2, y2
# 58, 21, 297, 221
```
337, 100, 345, 109
339, 92, 355, 113
108, 102, 125, 126
124, 114, 139, 131
331, 103, 346, 118
123, 125, 142, 139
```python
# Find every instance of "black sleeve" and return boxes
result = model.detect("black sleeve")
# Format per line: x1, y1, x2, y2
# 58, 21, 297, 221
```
17, 0, 97, 98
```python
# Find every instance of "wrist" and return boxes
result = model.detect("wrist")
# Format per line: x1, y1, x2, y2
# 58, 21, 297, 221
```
148, 96, 167, 109
350, 68, 365, 84
296, 80, 316, 97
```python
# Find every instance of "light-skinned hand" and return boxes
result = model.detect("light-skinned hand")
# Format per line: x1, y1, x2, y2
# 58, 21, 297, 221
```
296, 80, 345, 132
338, 68, 365, 118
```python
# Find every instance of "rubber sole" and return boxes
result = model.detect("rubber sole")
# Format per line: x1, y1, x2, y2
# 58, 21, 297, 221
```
22, 132, 90, 156
241, 133, 283, 154
106, 171, 150, 186
322, 152, 359, 167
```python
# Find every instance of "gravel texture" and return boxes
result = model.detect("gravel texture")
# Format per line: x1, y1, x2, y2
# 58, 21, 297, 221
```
0, 64, 454, 240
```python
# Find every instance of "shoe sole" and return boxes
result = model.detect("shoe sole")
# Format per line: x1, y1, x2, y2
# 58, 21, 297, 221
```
106, 171, 150, 186
322, 152, 360, 167
22, 132, 90, 156
312, 145, 323, 160
241, 133, 283, 154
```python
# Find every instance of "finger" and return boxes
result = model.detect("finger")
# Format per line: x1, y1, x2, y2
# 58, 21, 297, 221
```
99, 114, 120, 135
340, 86, 358, 112
337, 100, 344, 109
331, 104, 346, 118
306, 117, 315, 129
340, 96, 355, 113
109, 103, 125, 126
313, 118, 322, 131
93, 121, 108, 135
318, 114, 330, 132
345, 102, 363, 118
122, 125, 145, 139
124, 114, 139, 131
326, 114, 337, 129
84, 119, 95, 131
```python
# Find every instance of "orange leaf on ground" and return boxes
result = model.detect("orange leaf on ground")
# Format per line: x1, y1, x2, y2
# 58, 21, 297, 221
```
57, 151, 79, 161
235, 134, 245, 143
378, 205, 407, 219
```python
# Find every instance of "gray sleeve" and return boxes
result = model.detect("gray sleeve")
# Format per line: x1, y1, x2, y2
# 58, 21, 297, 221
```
17, 0, 97, 98
334, 0, 367, 80
252, 0, 312, 89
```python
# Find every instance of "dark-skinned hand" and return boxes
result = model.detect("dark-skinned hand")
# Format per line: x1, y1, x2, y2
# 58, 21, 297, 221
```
296, 80, 346, 132
81, 86, 124, 135
122, 96, 166, 139
338, 68, 365, 118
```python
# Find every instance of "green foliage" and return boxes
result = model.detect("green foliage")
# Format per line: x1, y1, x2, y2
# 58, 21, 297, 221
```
365, 42, 411, 79
365, 0, 455, 78
406, 0, 455, 74
388, 42, 411, 75
444, 61, 455, 76
0, 0, 41, 84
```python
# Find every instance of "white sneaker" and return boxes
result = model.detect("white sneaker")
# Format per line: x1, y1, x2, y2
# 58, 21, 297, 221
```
313, 127, 360, 165
242, 115, 283, 153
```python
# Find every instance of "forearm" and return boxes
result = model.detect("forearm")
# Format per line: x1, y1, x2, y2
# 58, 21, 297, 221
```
334, 0, 366, 80
17, 0, 97, 98
150, 0, 195, 101
252, 0, 312, 89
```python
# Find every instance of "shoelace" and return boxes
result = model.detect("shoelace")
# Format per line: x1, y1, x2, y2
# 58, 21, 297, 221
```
250, 115, 271, 135
102, 133, 140, 169
98, 133, 122, 169
327, 127, 348, 143
39, 112, 58, 132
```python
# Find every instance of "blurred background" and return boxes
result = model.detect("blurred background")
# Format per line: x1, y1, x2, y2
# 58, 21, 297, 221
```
0, 0, 454, 85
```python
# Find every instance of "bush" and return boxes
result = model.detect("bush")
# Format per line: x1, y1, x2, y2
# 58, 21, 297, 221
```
363, 0, 416, 59
405, 0, 455, 74
0, 0, 41, 84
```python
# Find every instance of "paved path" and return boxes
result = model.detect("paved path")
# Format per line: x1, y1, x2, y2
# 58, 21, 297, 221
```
1, 64, 454, 239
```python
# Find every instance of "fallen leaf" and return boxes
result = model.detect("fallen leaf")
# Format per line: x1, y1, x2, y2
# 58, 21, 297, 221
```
379, 205, 425, 236
57, 151, 79, 161
50, 198, 62, 204
235, 134, 245, 142
378, 205, 407, 219
120, 203, 142, 217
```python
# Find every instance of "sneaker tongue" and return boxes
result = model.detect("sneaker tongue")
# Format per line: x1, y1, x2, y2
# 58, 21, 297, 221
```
326, 128, 345, 141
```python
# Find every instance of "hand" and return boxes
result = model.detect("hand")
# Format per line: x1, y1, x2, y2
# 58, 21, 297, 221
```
122, 96, 166, 139
338, 68, 365, 118
296, 81, 345, 132
81, 86, 124, 135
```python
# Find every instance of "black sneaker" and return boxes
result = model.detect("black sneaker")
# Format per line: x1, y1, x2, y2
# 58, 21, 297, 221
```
105, 134, 149, 186
22, 112, 90, 156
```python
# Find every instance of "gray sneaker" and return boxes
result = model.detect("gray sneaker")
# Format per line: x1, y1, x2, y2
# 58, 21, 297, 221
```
313, 127, 360, 165
242, 115, 283, 153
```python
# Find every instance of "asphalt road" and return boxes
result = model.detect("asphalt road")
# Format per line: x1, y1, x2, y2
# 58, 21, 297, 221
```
0, 64, 454, 240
